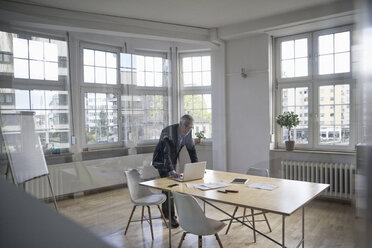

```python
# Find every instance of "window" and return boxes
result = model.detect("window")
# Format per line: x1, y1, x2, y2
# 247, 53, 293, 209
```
180, 54, 212, 138
83, 49, 117, 84
276, 26, 353, 150
0, 31, 70, 153
120, 53, 169, 144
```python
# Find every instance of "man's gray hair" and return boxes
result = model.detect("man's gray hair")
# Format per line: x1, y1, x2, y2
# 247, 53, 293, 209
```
180, 114, 194, 123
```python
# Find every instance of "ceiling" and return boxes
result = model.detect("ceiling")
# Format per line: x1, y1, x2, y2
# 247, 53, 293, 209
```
18, 0, 340, 28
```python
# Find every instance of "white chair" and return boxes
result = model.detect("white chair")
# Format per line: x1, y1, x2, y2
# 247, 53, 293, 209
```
225, 167, 272, 242
124, 169, 168, 240
173, 191, 226, 248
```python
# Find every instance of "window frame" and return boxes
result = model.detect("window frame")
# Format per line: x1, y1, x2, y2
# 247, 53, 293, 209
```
275, 25, 354, 152
179, 52, 212, 141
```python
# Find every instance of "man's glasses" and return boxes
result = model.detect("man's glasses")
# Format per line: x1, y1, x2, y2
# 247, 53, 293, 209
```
183, 123, 194, 130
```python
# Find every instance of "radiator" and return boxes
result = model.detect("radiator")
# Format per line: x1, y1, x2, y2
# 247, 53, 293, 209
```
281, 160, 356, 200
25, 153, 153, 199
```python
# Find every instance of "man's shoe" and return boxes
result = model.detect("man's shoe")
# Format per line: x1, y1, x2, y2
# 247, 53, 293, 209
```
170, 218, 179, 228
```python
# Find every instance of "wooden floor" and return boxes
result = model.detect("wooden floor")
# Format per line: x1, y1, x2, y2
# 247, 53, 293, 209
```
55, 188, 356, 248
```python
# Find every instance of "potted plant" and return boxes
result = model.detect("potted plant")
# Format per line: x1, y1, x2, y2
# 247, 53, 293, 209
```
276, 111, 300, 151
195, 131, 206, 144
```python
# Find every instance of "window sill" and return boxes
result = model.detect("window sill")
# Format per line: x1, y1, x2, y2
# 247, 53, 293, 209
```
270, 148, 356, 156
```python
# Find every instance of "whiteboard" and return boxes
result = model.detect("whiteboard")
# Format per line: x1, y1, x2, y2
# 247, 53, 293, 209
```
0, 111, 49, 184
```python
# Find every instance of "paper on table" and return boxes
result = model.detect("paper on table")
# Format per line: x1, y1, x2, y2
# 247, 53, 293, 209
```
247, 183, 278, 191
186, 182, 231, 191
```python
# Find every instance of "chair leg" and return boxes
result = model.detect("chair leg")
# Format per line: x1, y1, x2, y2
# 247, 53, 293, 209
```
225, 206, 239, 235
124, 205, 136, 235
157, 205, 169, 228
251, 209, 256, 243
178, 232, 187, 248
141, 206, 145, 224
198, 235, 202, 248
147, 206, 154, 240
215, 233, 223, 248
263, 212, 272, 232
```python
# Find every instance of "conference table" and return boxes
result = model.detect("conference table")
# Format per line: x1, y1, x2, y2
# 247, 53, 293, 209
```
140, 169, 329, 247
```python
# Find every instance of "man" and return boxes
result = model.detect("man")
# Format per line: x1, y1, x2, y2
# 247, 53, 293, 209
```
152, 114, 199, 228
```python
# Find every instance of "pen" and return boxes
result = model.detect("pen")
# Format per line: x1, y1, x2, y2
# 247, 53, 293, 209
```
168, 183, 179, 188
226, 190, 239, 193
217, 190, 227, 194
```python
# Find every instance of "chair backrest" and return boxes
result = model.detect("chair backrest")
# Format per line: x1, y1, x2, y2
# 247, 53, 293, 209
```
124, 169, 152, 203
246, 167, 269, 177
173, 191, 213, 235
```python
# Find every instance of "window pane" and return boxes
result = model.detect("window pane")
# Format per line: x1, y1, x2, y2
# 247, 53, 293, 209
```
120, 53, 132, 68
295, 58, 308, 77
83, 49, 94, 66
146, 71, 154, 86
154, 72, 163, 87
282, 88, 295, 106
136, 55, 144, 71
30, 60, 44, 80
193, 72, 202, 86
295, 38, 307, 58
29, 40, 44, 60
183, 72, 192, 87
202, 71, 211, 86
281, 60, 294, 78
106, 68, 117, 85
319, 34, 334, 55
183, 57, 192, 72
15, 90, 30, 109
145, 56, 154, 71
45, 62, 58, 81
281, 40, 294, 59
84, 66, 95, 83
31, 90, 46, 109
202, 56, 211, 71
95, 67, 106, 84
296, 87, 308, 105
106, 52, 117, 68
319, 55, 334, 75
335, 32, 350, 53
13, 38, 28, 59
14, 58, 29, 79
137, 71, 145, 86
44, 42, 58, 62
335, 84, 350, 104
335, 52, 350, 73
95, 51, 106, 67
192, 57, 202, 71
154, 57, 162, 72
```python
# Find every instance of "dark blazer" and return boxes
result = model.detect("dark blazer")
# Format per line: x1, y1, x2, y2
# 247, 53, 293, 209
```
152, 124, 198, 177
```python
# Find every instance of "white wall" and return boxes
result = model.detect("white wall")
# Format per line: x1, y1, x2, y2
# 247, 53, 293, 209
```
225, 34, 270, 173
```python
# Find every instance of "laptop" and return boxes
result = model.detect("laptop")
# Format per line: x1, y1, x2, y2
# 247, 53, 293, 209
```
172, 161, 207, 182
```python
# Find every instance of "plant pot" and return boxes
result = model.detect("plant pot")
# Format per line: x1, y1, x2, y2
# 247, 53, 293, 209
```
285, 141, 295, 151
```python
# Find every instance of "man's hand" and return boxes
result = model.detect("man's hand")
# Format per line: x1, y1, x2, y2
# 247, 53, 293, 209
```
169, 172, 182, 178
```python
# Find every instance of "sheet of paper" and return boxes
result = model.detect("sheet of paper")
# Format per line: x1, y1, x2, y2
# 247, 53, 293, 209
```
247, 183, 278, 191
186, 182, 231, 190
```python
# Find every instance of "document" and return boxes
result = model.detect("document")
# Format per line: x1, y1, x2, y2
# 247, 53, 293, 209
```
247, 183, 278, 191
186, 182, 231, 191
